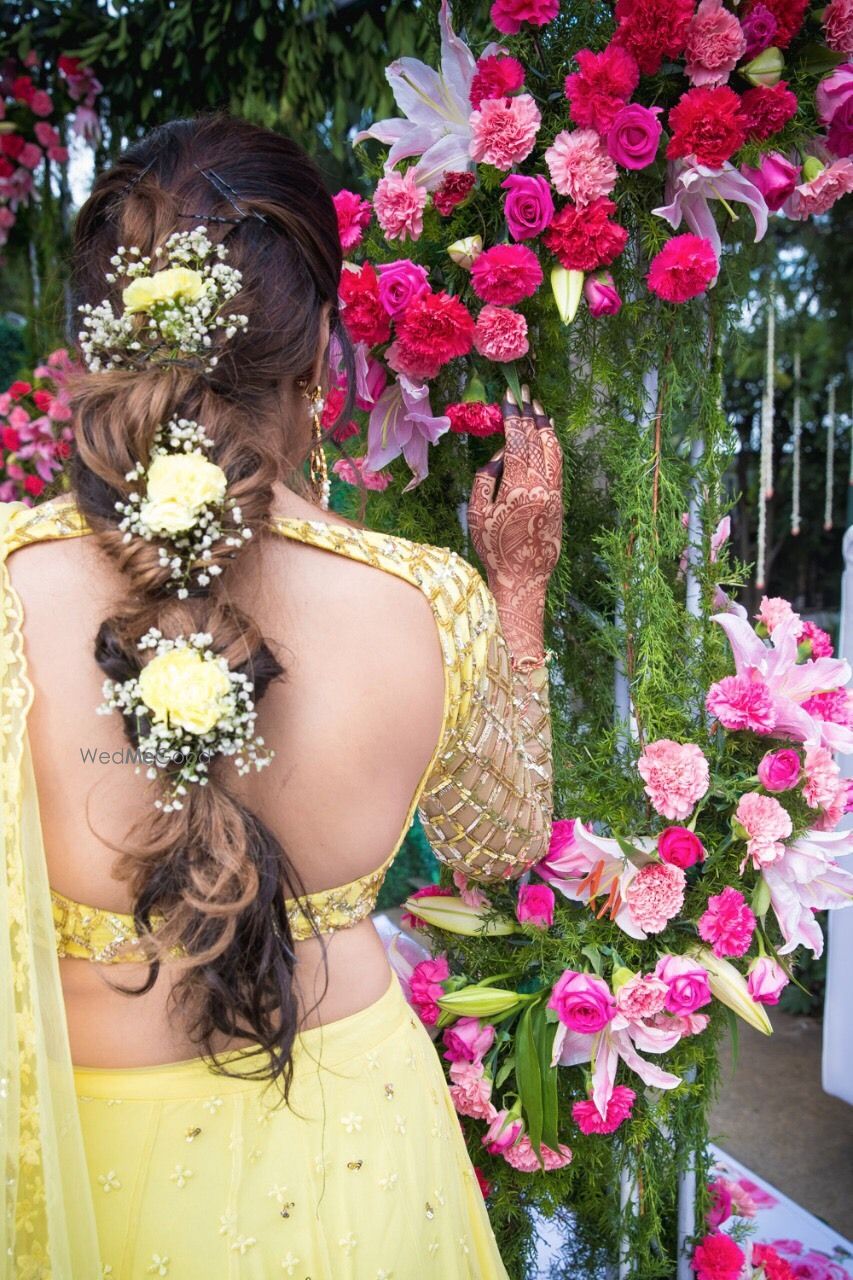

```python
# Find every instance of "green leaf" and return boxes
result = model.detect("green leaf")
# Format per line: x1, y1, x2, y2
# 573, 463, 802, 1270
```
614, 834, 647, 862
514, 1004, 543, 1156
535, 1004, 560, 1151
797, 42, 846, 73
494, 1056, 515, 1090
580, 944, 603, 976
502, 362, 523, 409
253, 14, 266, 40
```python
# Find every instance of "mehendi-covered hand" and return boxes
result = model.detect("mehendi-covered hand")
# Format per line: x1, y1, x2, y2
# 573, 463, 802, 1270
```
469, 386, 563, 662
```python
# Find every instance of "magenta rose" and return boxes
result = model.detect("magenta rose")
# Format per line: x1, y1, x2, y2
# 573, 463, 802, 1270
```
747, 956, 789, 1005
501, 172, 555, 240
516, 883, 556, 928
757, 747, 801, 792
741, 152, 801, 212
829, 97, 853, 157
815, 61, 853, 156
534, 817, 590, 879
442, 1016, 496, 1063
657, 825, 706, 869
376, 259, 430, 318
607, 103, 663, 170
584, 270, 622, 316
482, 1108, 524, 1154
653, 954, 712, 1015
548, 970, 616, 1032
706, 1178, 734, 1229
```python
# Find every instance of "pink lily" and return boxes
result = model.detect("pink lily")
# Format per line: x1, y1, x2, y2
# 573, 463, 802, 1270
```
652, 159, 768, 270
367, 373, 450, 490
762, 826, 853, 956
553, 1015, 682, 1119
677, 513, 748, 617
542, 817, 656, 940
710, 610, 853, 753
353, 0, 502, 190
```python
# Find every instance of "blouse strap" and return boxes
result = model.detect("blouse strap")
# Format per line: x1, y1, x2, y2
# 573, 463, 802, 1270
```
1, 498, 90, 556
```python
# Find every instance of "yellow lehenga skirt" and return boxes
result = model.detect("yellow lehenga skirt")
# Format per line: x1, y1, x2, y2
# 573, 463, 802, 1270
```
72, 974, 509, 1279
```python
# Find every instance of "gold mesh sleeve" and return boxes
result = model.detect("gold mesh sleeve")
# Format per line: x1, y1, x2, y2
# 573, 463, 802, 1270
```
417, 569, 553, 883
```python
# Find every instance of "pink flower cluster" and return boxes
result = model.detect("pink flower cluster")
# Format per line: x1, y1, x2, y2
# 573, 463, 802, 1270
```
0, 350, 77, 502
637, 739, 710, 821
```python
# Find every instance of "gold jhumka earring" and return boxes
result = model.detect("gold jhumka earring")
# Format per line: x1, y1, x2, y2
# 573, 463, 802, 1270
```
301, 381, 330, 511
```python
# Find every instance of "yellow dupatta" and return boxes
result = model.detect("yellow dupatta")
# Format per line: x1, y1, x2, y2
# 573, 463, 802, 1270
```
0, 501, 101, 1278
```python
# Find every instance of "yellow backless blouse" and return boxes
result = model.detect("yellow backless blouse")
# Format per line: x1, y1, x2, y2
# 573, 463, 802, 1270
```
0, 498, 553, 1276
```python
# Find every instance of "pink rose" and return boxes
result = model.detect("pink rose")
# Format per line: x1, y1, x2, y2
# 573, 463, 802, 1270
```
534, 817, 591, 880
816, 64, 853, 157
658, 825, 706, 869
501, 173, 555, 240
684, 0, 747, 87
377, 259, 430, 317
584, 270, 622, 316
606, 103, 663, 169
625, 861, 686, 933
482, 1108, 524, 1154
448, 1060, 498, 1121
409, 954, 450, 1025
747, 956, 789, 1005
572, 1085, 636, 1135
516, 883, 555, 929
706, 1178, 734, 1229
827, 91, 853, 158
654, 954, 712, 1015
442, 1016, 496, 1063
637, 739, 710, 821
741, 152, 802, 211
548, 970, 616, 1032
614, 973, 669, 1021
473, 304, 529, 362
757, 748, 801, 792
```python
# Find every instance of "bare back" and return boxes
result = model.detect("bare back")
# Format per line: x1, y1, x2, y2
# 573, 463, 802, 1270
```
9, 490, 446, 1067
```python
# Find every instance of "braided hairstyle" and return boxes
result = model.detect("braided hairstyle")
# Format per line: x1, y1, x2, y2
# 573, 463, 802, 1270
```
69, 115, 353, 1091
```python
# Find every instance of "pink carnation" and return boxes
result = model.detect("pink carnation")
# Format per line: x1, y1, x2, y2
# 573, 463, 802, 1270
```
474, 304, 529, 362
684, 0, 747, 87
800, 619, 834, 658
332, 456, 391, 491
801, 688, 853, 727
625, 862, 686, 933
409, 954, 450, 1025
564, 45, 640, 135
332, 189, 372, 252
615, 973, 669, 1021
470, 243, 543, 306
802, 745, 842, 810
572, 1085, 636, 1135
692, 1232, 746, 1280
734, 792, 793, 868
373, 168, 427, 242
647, 234, 718, 303
489, 0, 559, 35
824, 0, 853, 53
469, 93, 541, 170
448, 1060, 498, 1121
785, 158, 853, 218
756, 595, 803, 636
470, 54, 525, 110
637, 739, 710, 821
697, 887, 756, 958
705, 670, 777, 733
501, 1136, 573, 1170
452, 868, 490, 907
545, 128, 618, 206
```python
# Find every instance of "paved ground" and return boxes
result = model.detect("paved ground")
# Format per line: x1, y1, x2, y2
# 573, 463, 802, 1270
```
710, 1010, 853, 1240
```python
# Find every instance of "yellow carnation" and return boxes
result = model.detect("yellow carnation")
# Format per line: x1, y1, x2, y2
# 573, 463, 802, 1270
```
122, 267, 205, 314
138, 647, 232, 735
139, 452, 227, 535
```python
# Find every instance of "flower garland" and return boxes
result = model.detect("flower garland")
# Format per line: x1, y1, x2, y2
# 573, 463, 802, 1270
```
115, 415, 252, 597
78, 226, 248, 373
98, 629, 272, 812
0, 350, 77, 502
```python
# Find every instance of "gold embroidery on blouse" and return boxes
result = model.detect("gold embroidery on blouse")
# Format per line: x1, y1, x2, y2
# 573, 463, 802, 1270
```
5, 502, 553, 965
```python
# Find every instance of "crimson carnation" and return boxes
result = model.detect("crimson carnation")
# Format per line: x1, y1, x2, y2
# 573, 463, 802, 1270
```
338, 263, 391, 346
543, 197, 629, 271
471, 243, 543, 305
668, 86, 748, 168
614, 0, 695, 74
433, 170, 476, 216
742, 0, 809, 48
691, 1233, 745, 1280
647, 234, 718, 303
446, 402, 505, 437
752, 1244, 795, 1280
470, 54, 525, 109
389, 290, 475, 379
474, 1167, 493, 1199
564, 44, 640, 135
572, 1086, 636, 1135
741, 82, 798, 141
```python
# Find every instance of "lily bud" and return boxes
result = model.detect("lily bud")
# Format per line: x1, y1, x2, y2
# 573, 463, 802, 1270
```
551, 265, 584, 324
611, 965, 636, 992
438, 985, 522, 1017
690, 946, 773, 1035
463, 376, 488, 404
447, 235, 483, 269
742, 47, 784, 87
401, 894, 518, 936
802, 155, 826, 183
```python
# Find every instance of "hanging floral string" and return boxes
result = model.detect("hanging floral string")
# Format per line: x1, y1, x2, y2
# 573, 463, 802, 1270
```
755, 289, 774, 590
791, 344, 802, 537
824, 380, 836, 532
848, 387, 853, 496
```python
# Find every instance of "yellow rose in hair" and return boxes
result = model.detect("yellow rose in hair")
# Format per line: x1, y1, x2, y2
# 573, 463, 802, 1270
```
139, 452, 228, 535
122, 267, 205, 314
138, 647, 232, 735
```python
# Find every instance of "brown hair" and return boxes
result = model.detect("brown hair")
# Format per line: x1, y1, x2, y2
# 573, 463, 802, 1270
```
70, 115, 352, 1091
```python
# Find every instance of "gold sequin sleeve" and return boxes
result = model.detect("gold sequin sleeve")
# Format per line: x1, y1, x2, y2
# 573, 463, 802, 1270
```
417, 564, 553, 883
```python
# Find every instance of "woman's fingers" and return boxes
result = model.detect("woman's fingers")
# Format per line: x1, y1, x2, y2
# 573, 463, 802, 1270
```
500, 388, 530, 489
471, 447, 505, 506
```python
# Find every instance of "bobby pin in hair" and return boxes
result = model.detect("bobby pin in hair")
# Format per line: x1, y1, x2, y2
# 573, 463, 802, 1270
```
195, 164, 269, 225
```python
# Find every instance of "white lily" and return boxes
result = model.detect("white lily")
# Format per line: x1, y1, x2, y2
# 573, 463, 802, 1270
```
690, 947, 773, 1035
